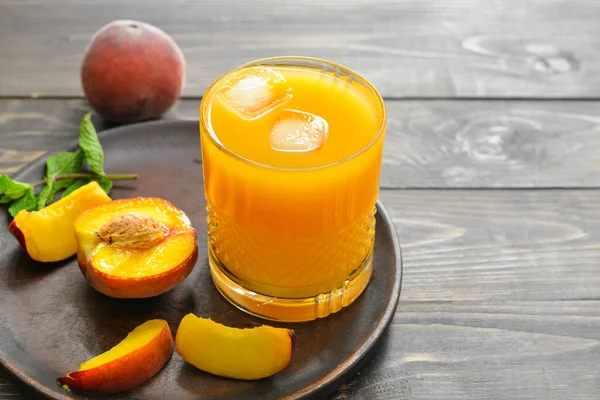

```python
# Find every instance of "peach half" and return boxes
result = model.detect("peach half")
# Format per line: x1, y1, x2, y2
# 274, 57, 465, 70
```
74, 197, 198, 298
175, 314, 296, 380
9, 181, 111, 262
57, 319, 174, 393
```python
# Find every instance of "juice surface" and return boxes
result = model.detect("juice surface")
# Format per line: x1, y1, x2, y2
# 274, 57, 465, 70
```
208, 66, 379, 169
201, 63, 385, 301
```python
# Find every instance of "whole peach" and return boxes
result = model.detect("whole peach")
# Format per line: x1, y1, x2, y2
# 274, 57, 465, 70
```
81, 20, 185, 123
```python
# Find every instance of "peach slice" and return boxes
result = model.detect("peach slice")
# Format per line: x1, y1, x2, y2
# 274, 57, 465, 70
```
74, 197, 198, 298
9, 181, 111, 262
57, 319, 174, 393
175, 314, 296, 380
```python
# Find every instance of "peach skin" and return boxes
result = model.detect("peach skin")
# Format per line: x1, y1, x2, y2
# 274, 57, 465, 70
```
57, 319, 173, 393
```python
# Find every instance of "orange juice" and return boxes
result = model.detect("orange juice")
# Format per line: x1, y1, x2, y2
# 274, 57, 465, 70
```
200, 57, 386, 321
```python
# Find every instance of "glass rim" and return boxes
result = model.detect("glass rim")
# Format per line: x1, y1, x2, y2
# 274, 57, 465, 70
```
200, 56, 386, 171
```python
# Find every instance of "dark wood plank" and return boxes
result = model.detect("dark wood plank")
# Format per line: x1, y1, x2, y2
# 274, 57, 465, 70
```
381, 189, 600, 302
330, 300, 600, 400
0, 377, 24, 400
1, 0, 600, 98
4, 99, 600, 188
0, 99, 87, 175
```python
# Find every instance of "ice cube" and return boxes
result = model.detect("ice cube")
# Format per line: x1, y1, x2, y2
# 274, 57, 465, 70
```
270, 109, 329, 152
219, 67, 292, 119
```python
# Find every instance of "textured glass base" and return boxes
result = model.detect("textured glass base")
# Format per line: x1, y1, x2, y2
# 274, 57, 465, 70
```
209, 248, 373, 322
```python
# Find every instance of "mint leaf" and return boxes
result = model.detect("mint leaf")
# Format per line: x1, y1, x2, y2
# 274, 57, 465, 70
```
53, 179, 76, 193
79, 112, 104, 176
97, 178, 112, 194
40, 150, 84, 208
0, 194, 10, 204
55, 179, 75, 189
0, 175, 32, 200
37, 181, 54, 209
9, 188, 37, 217
46, 150, 84, 178
62, 180, 87, 198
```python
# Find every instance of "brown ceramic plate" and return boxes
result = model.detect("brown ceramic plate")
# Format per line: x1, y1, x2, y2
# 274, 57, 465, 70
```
0, 120, 402, 400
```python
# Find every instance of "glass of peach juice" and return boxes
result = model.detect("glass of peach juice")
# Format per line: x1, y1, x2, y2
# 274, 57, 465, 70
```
199, 57, 386, 322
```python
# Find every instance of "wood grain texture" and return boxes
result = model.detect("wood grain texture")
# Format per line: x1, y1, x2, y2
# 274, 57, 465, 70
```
380, 189, 600, 302
0, 378, 23, 399
330, 300, 600, 400
4, 99, 600, 188
333, 189, 600, 398
1, 0, 600, 98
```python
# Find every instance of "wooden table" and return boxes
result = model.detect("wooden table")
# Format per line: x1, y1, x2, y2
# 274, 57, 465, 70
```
1, 1, 600, 398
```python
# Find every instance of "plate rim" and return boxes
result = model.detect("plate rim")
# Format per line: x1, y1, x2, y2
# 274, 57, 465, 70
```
0, 119, 403, 400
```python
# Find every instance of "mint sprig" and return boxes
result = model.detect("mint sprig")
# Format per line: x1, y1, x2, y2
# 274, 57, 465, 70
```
46, 150, 85, 177
1, 112, 137, 218
79, 113, 104, 176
